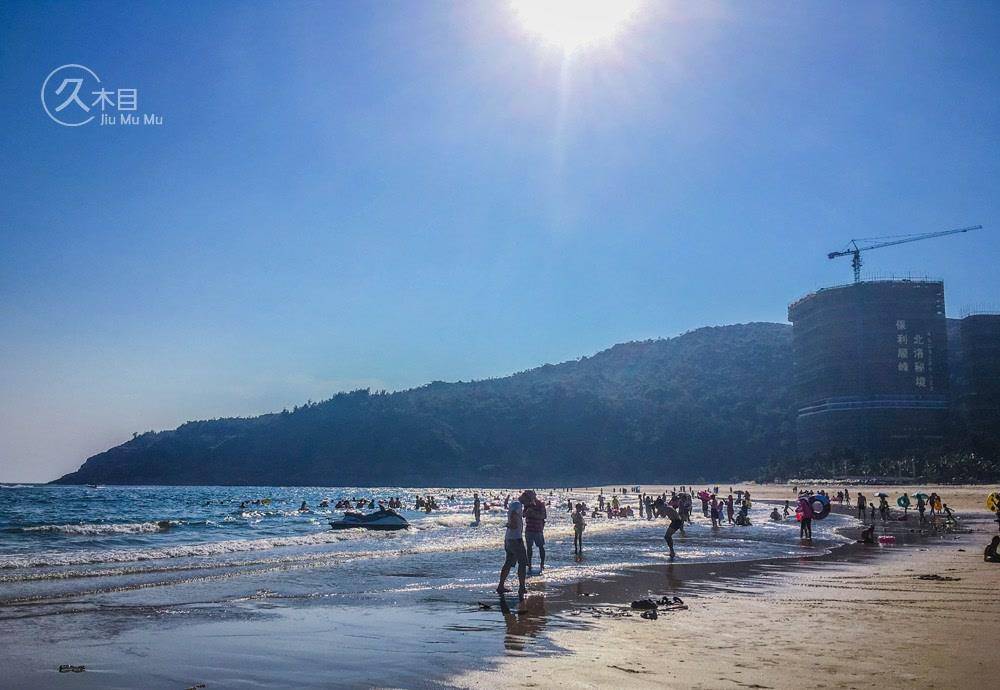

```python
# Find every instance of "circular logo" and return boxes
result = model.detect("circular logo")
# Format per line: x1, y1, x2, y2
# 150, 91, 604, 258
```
40, 64, 101, 127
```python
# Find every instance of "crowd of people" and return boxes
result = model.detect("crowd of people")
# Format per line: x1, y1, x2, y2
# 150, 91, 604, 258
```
490, 484, 1000, 597
495, 486, 767, 597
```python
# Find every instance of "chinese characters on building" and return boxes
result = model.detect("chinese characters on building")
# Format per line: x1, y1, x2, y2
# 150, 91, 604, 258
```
895, 319, 933, 390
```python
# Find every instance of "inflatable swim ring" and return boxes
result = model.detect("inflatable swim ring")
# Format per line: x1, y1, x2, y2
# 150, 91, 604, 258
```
987, 492, 1000, 512
807, 494, 831, 520
896, 495, 910, 509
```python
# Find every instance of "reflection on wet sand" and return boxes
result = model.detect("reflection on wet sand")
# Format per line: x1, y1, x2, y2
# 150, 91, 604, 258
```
498, 594, 548, 652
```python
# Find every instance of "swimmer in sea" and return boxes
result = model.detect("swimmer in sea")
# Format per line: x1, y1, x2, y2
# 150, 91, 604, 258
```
770, 507, 782, 521
299, 501, 309, 512
859, 525, 876, 544
663, 503, 683, 558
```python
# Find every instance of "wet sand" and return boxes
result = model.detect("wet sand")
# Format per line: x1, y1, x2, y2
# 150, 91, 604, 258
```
447, 497, 1000, 689
3, 484, 997, 689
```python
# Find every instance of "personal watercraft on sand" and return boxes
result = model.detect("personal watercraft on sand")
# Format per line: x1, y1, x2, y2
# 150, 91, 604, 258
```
329, 509, 409, 531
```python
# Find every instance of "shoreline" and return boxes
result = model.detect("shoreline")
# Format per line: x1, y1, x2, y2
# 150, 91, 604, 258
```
2, 486, 996, 689
446, 507, 999, 689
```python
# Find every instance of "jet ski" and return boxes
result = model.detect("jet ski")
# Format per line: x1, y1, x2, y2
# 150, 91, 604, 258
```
329, 508, 409, 531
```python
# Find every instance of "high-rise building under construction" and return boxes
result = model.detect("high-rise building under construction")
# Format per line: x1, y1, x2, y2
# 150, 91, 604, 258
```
788, 280, 949, 458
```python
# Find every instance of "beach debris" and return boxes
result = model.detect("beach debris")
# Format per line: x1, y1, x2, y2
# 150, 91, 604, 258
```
184, 685, 206, 690
608, 664, 650, 674
58, 665, 85, 673
915, 574, 961, 582
577, 591, 598, 597
640, 608, 658, 620
630, 598, 657, 610
477, 602, 493, 610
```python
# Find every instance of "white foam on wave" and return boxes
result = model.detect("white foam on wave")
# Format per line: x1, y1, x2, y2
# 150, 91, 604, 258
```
1, 532, 331, 569
17, 521, 179, 536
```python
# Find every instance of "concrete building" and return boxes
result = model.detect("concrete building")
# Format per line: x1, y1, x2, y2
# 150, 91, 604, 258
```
955, 313, 1000, 438
788, 280, 949, 458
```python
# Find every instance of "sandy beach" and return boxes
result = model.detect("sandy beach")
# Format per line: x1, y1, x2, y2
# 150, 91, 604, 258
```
449, 486, 1000, 689
2, 483, 997, 689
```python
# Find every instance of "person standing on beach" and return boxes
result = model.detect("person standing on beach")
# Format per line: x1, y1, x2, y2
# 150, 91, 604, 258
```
664, 503, 683, 558
857, 493, 867, 521
726, 495, 735, 525
572, 502, 586, 556
497, 496, 528, 598
523, 491, 546, 572
473, 493, 481, 524
879, 495, 889, 522
917, 494, 926, 523
800, 512, 812, 540
710, 495, 720, 528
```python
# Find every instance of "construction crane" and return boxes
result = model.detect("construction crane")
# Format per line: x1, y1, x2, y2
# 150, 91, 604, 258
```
828, 225, 983, 283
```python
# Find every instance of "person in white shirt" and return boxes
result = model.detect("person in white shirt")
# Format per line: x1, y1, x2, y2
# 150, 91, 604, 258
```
496, 495, 528, 598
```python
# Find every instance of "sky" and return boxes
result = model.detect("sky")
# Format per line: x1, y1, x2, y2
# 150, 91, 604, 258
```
1, 1, 998, 482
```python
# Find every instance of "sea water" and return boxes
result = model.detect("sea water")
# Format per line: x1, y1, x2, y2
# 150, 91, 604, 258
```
0, 485, 853, 610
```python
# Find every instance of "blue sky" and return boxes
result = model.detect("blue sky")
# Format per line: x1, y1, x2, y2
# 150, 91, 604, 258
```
1, 1, 998, 481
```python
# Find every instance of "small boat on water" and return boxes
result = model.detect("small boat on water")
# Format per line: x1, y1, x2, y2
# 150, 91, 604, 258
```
329, 509, 409, 531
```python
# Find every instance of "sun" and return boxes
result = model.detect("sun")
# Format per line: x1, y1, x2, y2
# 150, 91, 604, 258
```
510, 0, 643, 54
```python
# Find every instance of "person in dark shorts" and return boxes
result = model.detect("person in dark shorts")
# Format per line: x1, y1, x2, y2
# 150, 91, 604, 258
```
664, 504, 683, 558
572, 502, 586, 556
800, 513, 812, 540
497, 497, 528, 598
522, 490, 547, 572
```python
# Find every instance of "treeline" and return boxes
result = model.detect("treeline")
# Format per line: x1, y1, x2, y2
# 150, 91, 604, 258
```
53, 323, 796, 486
52, 319, 999, 487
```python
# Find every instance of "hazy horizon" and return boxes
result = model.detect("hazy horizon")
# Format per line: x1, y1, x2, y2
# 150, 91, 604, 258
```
2, 1, 998, 482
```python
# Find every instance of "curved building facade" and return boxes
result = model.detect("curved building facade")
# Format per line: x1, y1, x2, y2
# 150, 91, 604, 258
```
788, 280, 949, 458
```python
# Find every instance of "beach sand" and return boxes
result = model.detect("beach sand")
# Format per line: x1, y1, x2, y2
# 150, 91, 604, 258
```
448, 493, 1000, 689
3, 484, 997, 689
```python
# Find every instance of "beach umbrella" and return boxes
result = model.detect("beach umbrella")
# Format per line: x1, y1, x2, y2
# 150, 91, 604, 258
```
986, 492, 1000, 512
874, 492, 889, 498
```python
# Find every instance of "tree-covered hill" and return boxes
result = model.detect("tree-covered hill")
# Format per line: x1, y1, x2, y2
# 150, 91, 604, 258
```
52, 322, 796, 486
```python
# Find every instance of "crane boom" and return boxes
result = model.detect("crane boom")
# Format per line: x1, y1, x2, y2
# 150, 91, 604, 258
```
827, 224, 983, 283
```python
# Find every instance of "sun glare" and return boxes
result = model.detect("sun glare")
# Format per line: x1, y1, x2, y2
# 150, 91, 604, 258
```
510, 0, 643, 54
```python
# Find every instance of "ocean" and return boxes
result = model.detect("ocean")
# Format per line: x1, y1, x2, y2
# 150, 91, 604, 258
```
0, 484, 853, 608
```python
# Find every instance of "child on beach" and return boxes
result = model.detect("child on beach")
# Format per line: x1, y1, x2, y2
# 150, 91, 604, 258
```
572, 503, 586, 556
